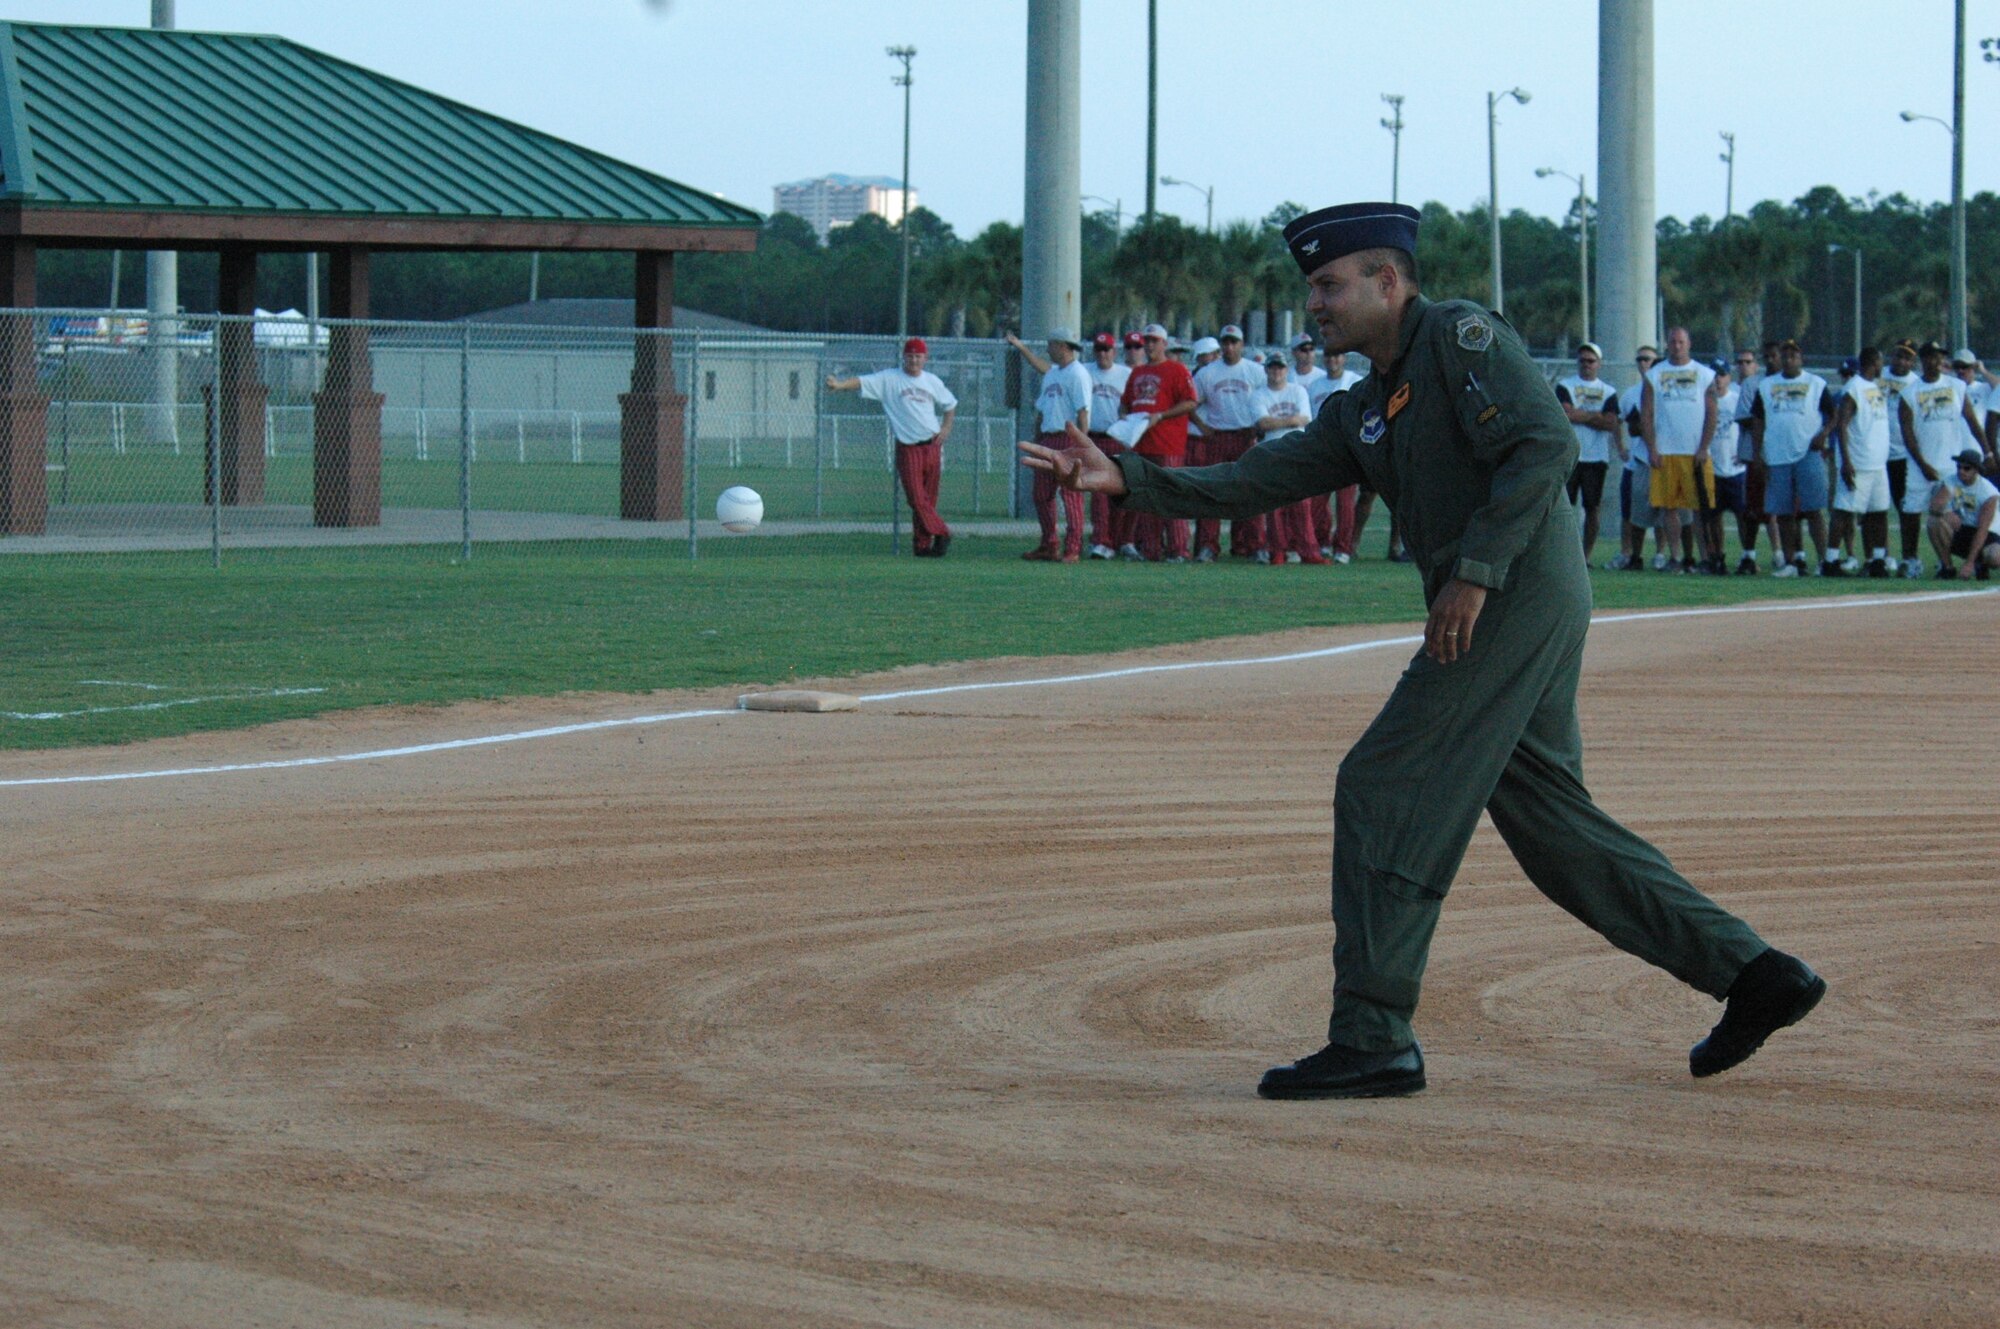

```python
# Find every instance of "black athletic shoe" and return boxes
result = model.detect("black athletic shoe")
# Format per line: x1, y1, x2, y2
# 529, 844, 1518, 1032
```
1934, 564, 1957, 579
1689, 949, 1825, 1078
1865, 557, 1890, 579
1257, 1041, 1426, 1100
1821, 559, 1848, 577
1735, 555, 1758, 575
1387, 548, 1412, 564
930, 534, 951, 558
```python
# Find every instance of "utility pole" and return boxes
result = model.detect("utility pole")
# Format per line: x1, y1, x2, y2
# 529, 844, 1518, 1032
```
145, 0, 179, 445
888, 46, 916, 339
1144, 0, 1157, 226
1487, 86, 1530, 315
1380, 94, 1405, 204
1950, 0, 1967, 351
1718, 131, 1735, 221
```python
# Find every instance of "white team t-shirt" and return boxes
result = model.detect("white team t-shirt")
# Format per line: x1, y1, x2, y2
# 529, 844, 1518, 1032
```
1966, 378, 1992, 429
1618, 381, 1649, 466
1249, 382, 1312, 435
1756, 372, 1827, 466
1879, 370, 1915, 460
1085, 362, 1131, 437
1645, 360, 1716, 456
1838, 377, 1891, 471
1940, 470, 2000, 526
1712, 387, 1744, 477
859, 368, 958, 444
1291, 365, 1327, 397
1192, 358, 1267, 431
1033, 360, 1092, 436
1555, 374, 1618, 464
1308, 368, 1362, 417
1899, 375, 1972, 478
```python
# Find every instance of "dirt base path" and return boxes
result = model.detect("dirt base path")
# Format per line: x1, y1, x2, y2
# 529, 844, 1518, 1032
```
4, 592, 1996, 1328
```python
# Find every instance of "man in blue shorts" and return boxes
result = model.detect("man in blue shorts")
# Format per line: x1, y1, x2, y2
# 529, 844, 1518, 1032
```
1749, 339, 1832, 576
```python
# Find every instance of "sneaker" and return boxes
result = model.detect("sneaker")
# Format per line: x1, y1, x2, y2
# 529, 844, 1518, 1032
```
1841, 555, 1861, 574
1319, 546, 1335, 560
1332, 551, 1352, 565
1934, 564, 1958, 579
1864, 557, 1890, 579
1387, 548, 1412, 563
1772, 563, 1799, 578
1194, 547, 1217, 564
1164, 555, 1188, 564
1285, 551, 1303, 564
1087, 543, 1114, 560
1651, 552, 1671, 571
1735, 554, 1758, 575
1254, 550, 1272, 565
1679, 557, 1698, 575
1707, 556, 1730, 576
930, 533, 951, 559
1605, 553, 1633, 571
1901, 557, 1925, 579
1821, 558, 1848, 577
1791, 552, 1809, 572
1118, 543, 1144, 562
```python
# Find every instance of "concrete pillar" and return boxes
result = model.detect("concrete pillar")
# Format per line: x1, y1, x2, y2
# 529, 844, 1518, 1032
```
205, 246, 266, 506
311, 247, 384, 526
145, 251, 178, 446
1595, 0, 1656, 373
620, 250, 686, 521
0, 240, 48, 535
1021, 0, 1082, 343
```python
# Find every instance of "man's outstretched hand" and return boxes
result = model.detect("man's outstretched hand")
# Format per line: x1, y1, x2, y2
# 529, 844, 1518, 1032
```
1016, 424, 1128, 496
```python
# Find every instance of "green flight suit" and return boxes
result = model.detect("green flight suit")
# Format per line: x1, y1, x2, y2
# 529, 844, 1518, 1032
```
1115, 295, 1768, 1050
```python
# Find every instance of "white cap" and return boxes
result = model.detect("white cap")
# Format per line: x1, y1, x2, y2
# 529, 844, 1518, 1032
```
1139, 322, 1170, 340
1218, 324, 1245, 341
1952, 347, 1979, 366
1045, 327, 1082, 349
1191, 336, 1221, 355
1290, 333, 1316, 350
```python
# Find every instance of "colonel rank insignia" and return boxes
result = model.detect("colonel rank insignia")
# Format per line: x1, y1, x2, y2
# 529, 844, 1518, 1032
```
1456, 314, 1494, 353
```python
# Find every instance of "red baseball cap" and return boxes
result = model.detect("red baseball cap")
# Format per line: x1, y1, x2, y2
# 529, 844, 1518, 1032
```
1122, 332, 1145, 349
902, 337, 927, 355
1092, 332, 1116, 350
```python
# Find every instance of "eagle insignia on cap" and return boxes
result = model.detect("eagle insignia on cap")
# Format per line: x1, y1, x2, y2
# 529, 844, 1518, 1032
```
1301, 239, 1320, 255
1456, 315, 1494, 353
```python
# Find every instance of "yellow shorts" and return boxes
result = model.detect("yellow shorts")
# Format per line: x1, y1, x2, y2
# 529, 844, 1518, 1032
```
1648, 455, 1714, 511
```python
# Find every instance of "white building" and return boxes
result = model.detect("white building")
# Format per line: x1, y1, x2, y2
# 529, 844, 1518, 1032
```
773, 174, 915, 243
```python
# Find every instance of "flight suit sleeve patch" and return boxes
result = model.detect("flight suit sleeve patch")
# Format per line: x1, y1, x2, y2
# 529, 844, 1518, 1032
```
1455, 314, 1494, 353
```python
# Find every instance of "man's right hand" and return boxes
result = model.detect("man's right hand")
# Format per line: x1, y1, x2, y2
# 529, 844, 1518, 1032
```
1017, 425, 1127, 495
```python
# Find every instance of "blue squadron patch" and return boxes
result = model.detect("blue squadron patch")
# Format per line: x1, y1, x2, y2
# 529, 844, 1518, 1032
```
1359, 408, 1386, 445
1455, 314, 1494, 353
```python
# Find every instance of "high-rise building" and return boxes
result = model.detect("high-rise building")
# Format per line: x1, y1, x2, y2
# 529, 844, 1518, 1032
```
772, 174, 915, 243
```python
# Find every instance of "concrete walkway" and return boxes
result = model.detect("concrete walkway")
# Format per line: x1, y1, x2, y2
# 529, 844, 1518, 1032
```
0, 504, 1037, 555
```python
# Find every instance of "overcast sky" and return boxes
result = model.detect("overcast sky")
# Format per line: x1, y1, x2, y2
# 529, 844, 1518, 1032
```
14, 1, 1996, 236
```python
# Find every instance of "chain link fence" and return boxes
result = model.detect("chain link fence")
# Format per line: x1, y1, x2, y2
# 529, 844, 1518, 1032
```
0, 309, 1041, 564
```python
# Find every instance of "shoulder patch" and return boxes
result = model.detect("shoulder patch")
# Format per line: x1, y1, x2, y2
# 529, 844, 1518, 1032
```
1455, 314, 1494, 353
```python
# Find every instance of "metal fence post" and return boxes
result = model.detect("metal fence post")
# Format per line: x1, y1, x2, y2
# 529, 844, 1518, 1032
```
208, 319, 221, 569
459, 321, 472, 560
889, 427, 901, 556
686, 330, 700, 561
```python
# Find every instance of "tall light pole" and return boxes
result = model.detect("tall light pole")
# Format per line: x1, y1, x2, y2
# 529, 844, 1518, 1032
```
1828, 243, 1862, 357
1144, 0, 1157, 226
1598, 0, 1656, 372
1380, 94, 1405, 204
1901, 107, 1965, 349
888, 45, 916, 339
1718, 130, 1735, 221
1537, 167, 1589, 344
1486, 86, 1530, 315
1160, 175, 1213, 232
145, 0, 178, 445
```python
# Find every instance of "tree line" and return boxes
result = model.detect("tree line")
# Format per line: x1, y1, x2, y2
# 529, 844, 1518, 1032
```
31, 187, 1997, 356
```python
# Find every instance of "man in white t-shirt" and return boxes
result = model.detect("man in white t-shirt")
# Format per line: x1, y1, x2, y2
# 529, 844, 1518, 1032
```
1641, 327, 1717, 573
1829, 347, 1894, 577
1191, 326, 1271, 562
1249, 354, 1327, 564
1077, 332, 1134, 558
1613, 345, 1660, 570
1748, 338, 1832, 576
826, 337, 958, 557
1897, 341, 1986, 576
1879, 338, 1921, 572
1703, 359, 1749, 576
1307, 346, 1368, 562
1289, 333, 1328, 398
1927, 449, 2000, 579
1006, 327, 1094, 561
1950, 348, 2000, 467
1554, 342, 1622, 562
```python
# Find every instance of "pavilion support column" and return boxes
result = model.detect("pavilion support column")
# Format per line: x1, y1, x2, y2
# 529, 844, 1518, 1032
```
311, 247, 384, 527
205, 246, 267, 505
619, 249, 686, 521
0, 240, 49, 535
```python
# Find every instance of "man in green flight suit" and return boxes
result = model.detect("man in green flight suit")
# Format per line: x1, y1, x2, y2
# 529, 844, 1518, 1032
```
1018, 202, 1825, 1099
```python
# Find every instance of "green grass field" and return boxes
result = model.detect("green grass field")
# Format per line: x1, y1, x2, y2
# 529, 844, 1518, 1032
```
1, 524, 1967, 753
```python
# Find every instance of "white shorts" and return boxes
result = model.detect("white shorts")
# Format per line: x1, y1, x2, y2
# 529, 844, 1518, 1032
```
1834, 467, 1892, 514
1901, 469, 1946, 516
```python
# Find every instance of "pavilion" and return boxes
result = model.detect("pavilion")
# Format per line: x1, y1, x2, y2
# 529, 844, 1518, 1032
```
0, 20, 759, 534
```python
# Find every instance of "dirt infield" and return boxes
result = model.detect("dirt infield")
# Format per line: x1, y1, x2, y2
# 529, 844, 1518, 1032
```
3, 591, 1996, 1328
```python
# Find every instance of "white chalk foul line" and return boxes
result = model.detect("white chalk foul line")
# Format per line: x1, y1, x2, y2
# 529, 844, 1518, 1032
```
3, 687, 328, 721
2, 587, 1990, 789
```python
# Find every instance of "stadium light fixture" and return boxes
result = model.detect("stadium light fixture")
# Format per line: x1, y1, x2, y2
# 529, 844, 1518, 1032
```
1486, 87, 1530, 316
1537, 167, 1589, 344
1159, 175, 1213, 233
888, 46, 916, 340
1899, 107, 1966, 351
1380, 94, 1405, 204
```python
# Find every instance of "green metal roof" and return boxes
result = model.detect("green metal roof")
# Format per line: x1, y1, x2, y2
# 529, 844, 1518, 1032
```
0, 21, 760, 233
